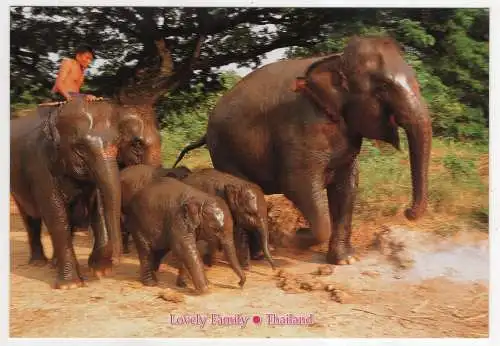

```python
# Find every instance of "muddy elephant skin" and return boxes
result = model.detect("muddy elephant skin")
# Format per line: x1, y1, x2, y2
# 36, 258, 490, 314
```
123, 170, 245, 292
36, 98, 162, 234
173, 35, 432, 265
119, 164, 193, 253
177, 168, 275, 270
10, 99, 123, 289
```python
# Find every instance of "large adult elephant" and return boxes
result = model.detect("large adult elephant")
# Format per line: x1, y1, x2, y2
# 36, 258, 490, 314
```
34, 98, 162, 234
11, 99, 123, 289
173, 36, 432, 265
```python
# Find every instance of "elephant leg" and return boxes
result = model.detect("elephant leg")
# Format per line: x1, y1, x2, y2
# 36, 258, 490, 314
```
69, 197, 90, 231
121, 215, 131, 254
16, 202, 47, 266
131, 230, 158, 286
247, 230, 264, 260
283, 171, 331, 247
326, 159, 359, 265
87, 191, 114, 277
38, 196, 84, 289
203, 239, 219, 267
234, 226, 250, 270
172, 232, 209, 294
176, 265, 188, 288
152, 249, 168, 271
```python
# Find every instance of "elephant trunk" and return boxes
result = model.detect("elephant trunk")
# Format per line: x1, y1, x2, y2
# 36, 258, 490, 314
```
92, 143, 123, 261
258, 218, 276, 269
390, 76, 432, 220
400, 114, 432, 220
220, 237, 247, 287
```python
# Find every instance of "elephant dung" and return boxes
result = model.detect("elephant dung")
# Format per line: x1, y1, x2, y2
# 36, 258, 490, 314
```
330, 288, 353, 304
275, 271, 323, 293
312, 265, 335, 276
300, 280, 324, 291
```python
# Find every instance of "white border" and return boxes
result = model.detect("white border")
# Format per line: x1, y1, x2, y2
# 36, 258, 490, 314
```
2, 1, 498, 346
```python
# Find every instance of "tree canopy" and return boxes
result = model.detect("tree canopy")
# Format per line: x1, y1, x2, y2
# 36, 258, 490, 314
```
10, 7, 489, 142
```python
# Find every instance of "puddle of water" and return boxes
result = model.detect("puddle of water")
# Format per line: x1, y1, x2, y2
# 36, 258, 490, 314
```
405, 241, 489, 283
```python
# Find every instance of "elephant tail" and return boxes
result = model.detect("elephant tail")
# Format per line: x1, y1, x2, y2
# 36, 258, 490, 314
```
172, 134, 207, 168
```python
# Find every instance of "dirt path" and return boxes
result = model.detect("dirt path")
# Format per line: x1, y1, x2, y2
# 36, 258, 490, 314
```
9, 198, 489, 338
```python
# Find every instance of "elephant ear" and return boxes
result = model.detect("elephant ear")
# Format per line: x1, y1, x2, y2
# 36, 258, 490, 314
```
182, 197, 202, 230
292, 54, 348, 123
41, 108, 61, 144
243, 188, 258, 214
223, 185, 240, 211
40, 108, 67, 175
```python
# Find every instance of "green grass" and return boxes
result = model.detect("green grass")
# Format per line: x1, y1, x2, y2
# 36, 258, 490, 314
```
355, 132, 488, 232
160, 127, 212, 169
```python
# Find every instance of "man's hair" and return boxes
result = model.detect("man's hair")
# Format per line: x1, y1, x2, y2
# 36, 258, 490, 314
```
74, 44, 95, 58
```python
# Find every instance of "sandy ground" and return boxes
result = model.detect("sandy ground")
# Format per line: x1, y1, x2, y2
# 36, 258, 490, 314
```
9, 195, 489, 338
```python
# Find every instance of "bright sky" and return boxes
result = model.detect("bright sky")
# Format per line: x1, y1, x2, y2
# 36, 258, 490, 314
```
217, 47, 288, 77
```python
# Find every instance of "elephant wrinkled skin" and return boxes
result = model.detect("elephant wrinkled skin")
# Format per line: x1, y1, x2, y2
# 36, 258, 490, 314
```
178, 168, 275, 270
173, 35, 432, 265
36, 97, 162, 235
121, 166, 246, 292
10, 99, 123, 289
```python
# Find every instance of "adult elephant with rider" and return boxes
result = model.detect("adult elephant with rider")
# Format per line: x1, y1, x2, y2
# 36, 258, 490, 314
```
173, 35, 432, 265
11, 99, 124, 289
34, 97, 162, 234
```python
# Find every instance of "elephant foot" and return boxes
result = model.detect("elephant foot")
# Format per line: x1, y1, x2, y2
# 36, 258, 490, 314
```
194, 286, 210, 296
91, 267, 113, 278
295, 228, 323, 248
88, 258, 113, 278
202, 254, 214, 267
55, 278, 87, 290
326, 247, 359, 265
237, 250, 251, 270
141, 277, 158, 287
49, 257, 58, 269
157, 263, 168, 272
250, 251, 265, 261
29, 256, 48, 267
176, 276, 187, 288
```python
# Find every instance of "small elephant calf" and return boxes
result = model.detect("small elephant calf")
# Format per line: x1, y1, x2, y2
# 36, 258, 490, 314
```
119, 164, 192, 253
175, 168, 275, 270
122, 166, 246, 293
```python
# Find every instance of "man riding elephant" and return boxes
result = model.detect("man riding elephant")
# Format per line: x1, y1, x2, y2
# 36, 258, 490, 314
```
50, 43, 100, 103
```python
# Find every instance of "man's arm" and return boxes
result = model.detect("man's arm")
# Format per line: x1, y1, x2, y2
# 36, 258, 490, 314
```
53, 59, 74, 100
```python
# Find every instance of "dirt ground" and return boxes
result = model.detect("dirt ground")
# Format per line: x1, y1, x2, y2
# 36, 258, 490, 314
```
9, 195, 489, 338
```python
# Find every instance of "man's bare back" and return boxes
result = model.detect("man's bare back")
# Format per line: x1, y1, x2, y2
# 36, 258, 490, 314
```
51, 44, 98, 102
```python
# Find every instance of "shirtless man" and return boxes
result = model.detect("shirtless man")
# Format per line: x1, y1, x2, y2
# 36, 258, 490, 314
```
51, 44, 98, 102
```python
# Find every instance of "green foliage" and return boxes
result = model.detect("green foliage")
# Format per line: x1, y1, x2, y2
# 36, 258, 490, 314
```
442, 154, 475, 179
157, 72, 241, 166
10, 8, 488, 144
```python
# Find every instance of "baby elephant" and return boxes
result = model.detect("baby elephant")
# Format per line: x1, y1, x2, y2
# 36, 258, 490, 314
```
125, 174, 246, 293
120, 165, 192, 253
175, 168, 275, 270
